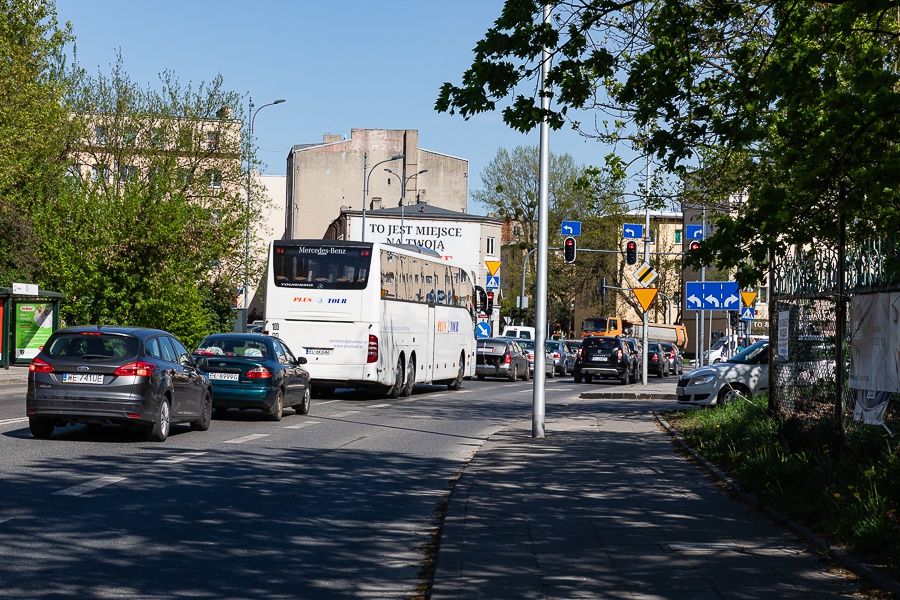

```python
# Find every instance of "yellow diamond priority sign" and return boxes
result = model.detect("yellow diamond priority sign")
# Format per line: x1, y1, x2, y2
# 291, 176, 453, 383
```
633, 287, 659, 313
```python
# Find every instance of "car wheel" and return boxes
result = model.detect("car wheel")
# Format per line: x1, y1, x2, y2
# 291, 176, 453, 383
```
548, 365, 556, 379
146, 399, 171, 442
574, 372, 583, 383
584, 374, 594, 384
29, 418, 54, 439
508, 363, 518, 382
269, 389, 284, 421
295, 385, 311, 414
448, 353, 465, 390
191, 391, 212, 431
401, 356, 415, 397
476, 374, 485, 381
621, 371, 630, 384
523, 364, 531, 381
386, 356, 403, 399
717, 383, 747, 407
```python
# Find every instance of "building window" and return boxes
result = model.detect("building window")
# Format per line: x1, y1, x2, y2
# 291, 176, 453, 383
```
91, 164, 110, 183
486, 236, 496, 256
119, 165, 139, 181
675, 230, 682, 244
94, 126, 108, 146
123, 128, 137, 146
206, 169, 222, 189
66, 163, 83, 179
176, 168, 194, 186
206, 131, 218, 151
150, 128, 165, 148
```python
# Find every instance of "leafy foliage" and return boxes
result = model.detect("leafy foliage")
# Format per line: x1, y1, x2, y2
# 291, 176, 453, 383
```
438, 1, 900, 286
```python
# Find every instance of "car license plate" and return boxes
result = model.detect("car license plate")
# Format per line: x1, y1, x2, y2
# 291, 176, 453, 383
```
592, 354, 607, 361
676, 387, 684, 397
208, 373, 239, 381
62, 373, 103, 384
305, 348, 332, 356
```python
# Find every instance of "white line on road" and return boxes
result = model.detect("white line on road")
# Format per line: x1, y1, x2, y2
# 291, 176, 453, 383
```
330, 411, 360, 418
316, 400, 340, 405
154, 452, 207, 464
368, 403, 391, 408
0, 417, 28, 426
53, 476, 126, 496
0, 517, 14, 524
284, 420, 321, 429
223, 433, 270, 444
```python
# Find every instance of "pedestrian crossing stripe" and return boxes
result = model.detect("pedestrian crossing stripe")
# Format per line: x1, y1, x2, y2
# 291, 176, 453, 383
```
633, 262, 658, 287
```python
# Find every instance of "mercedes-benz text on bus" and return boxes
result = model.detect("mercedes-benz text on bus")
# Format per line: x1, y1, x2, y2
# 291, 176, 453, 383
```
263, 240, 484, 398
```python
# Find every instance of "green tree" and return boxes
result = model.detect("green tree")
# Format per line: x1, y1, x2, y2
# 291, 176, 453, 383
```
32, 59, 255, 346
437, 1, 900, 286
0, 0, 76, 285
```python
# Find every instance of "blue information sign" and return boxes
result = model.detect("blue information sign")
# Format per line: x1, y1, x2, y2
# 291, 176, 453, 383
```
561, 221, 581, 236
686, 225, 704, 240
485, 275, 500, 290
684, 281, 740, 311
623, 224, 643, 239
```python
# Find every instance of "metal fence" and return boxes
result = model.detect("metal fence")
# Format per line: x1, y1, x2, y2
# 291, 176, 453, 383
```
770, 235, 900, 444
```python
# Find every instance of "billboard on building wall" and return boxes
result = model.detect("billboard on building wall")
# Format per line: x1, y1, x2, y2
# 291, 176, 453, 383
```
357, 216, 484, 276
16, 302, 54, 361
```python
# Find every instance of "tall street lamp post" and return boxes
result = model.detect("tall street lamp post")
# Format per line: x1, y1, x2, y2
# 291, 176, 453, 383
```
384, 168, 427, 243
244, 97, 285, 332
362, 153, 404, 241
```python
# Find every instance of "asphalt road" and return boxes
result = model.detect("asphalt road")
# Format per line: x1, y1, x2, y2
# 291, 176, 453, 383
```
0, 375, 674, 599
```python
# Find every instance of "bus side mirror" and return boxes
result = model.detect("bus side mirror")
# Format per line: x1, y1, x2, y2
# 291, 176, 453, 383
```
474, 286, 487, 314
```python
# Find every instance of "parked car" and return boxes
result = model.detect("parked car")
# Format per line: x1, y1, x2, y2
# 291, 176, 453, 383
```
193, 333, 310, 421
26, 326, 212, 442
659, 342, 684, 375
517, 338, 555, 378
546, 340, 576, 375
475, 338, 530, 381
677, 339, 770, 407
646, 342, 671, 377
620, 337, 643, 376
573, 336, 637, 384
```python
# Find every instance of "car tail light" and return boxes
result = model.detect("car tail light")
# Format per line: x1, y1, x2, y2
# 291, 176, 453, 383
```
503, 352, 512, 364
367, 335, 378, 363
30, 358, 53, 373
552, 352, 560, 359
114, 362, 156, 377
246, 367, 271, 379
650, 353, 659, 363
617, 349, 623, 360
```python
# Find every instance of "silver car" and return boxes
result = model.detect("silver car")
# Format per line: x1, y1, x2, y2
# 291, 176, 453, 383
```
516, 338, 555, 378
676, 339, 769, 407
546, 340, 576, 375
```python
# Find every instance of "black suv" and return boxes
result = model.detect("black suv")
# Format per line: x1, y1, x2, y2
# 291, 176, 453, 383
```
573, 336, 637, 384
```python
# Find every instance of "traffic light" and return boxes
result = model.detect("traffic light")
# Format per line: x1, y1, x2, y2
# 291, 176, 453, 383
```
599, 277, 607, 298
564, 237, 576, 263
486, 291, 494, 314
688, 240, 700, 253
625, 240, 637, 265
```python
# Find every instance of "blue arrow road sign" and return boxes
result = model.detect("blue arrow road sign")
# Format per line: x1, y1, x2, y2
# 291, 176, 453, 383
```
686, 225, 704, 240
623, 224, 643, 239
561, 221, 581, 236
684, 281, 740, 311
476, 322, 492, 338
485, 275, 500, 290
740, 307, 754, 321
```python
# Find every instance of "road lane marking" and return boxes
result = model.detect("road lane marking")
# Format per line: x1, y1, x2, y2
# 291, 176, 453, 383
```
154, 452, 207, 464
223, 433, 270, 444
54, 476, 126, 496
0, 517, 14, 524
316, 400, 340, 405
0, 417, 28, 426
330, 411, 360, 418
368, 404, 390, 408
284, 420, 320, 429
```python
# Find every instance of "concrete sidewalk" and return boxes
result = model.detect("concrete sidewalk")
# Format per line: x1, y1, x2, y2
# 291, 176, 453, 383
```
0, 365, 29, 387
430, 397, 892, 599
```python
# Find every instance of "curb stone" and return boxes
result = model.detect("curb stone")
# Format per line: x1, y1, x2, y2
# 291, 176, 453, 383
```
655, 412, 900, 598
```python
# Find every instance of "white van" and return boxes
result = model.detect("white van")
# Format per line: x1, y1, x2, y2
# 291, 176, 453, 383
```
501, 326, 536, 340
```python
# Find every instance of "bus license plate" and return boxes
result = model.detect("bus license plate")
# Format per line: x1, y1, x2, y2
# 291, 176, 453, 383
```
306, 348, 332, 356
208, 373, 239, 381
62, 373, 103, 384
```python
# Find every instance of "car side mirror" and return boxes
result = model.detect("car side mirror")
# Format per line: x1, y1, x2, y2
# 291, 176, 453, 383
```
180, 353, 195, 368
296, 356, 307, 365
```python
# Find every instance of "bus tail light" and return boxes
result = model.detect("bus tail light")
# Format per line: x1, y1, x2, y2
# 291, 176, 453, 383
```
367, 335, 378, 363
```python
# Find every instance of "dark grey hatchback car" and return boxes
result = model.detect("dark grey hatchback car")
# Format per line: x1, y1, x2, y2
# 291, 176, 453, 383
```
26, 326, 212, 442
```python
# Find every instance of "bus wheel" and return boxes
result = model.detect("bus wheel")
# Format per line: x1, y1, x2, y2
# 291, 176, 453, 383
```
386, 356, 403, 399
448, 353, 465, 390
401, 356, 415, 397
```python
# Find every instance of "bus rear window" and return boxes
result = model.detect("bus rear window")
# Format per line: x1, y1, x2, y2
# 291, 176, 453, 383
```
273, 245, 372, 289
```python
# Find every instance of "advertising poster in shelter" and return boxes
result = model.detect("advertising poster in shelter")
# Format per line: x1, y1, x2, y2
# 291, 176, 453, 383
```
16, 302, 53, 360
850, 292, 900, 427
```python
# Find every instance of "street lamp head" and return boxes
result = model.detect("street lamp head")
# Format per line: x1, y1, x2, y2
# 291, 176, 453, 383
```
273, 99, 286, 105
390, 154, 405, 160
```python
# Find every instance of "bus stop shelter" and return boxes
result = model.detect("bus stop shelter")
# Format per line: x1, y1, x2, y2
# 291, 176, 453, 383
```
0, 286, 65, 369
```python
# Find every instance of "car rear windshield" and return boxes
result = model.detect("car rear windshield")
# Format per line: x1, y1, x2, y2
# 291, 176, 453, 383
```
195, 338, 269, 358
583, 338, 618, 351
44, 333, 138, 360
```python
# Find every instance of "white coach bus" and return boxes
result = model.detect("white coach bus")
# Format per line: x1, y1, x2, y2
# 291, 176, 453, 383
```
262, 239, 484, 398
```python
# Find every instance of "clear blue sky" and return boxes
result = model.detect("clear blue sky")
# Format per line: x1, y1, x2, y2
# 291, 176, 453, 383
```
54, 1, 608, 213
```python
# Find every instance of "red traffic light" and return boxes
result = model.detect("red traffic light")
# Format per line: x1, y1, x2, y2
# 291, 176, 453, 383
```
625, 240, 637, 265
564, 237, 577, 263
689, 241, 700, 251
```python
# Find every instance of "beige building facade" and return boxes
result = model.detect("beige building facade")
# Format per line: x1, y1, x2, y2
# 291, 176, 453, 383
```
285, 129, 469, 240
